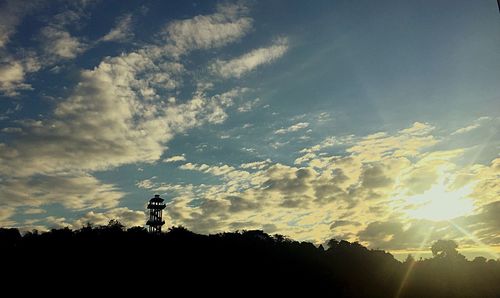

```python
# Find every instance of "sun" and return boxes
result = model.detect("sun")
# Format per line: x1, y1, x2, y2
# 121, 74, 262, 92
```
404, 179, 475, 221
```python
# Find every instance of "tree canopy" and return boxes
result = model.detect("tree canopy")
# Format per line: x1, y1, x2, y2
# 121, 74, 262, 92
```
0, 222, 499, 297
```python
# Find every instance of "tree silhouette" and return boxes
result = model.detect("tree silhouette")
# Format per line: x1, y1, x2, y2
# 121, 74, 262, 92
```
0, 224, 498, 297
431, 239, 461, 258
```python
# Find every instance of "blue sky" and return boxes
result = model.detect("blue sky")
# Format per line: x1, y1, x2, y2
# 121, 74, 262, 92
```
0, 0, 499, 258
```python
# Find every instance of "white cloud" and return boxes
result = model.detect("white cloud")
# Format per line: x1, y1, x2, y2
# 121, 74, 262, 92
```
1, 127, 22, 133
347, 123, 438, 162
4, 120, 485, 251
163, 154, 186, 163
36, 3, 93, 61
0, 2, 95, 96
179, 163, 252, 186
72, 207, 146, 228
24, 208, 46, 215
275, 122, 309, 134
144, 122, 499, 252
136, 177, 157, 190
294, 152, 317, 165
399, 122, 434, 136
22, 207, 147, 231
240, 159, 272, 170
241, 147, 256, 153
0, 174, 125, 210
237, 98, 260, 112
0, 52, 241, 177
317, 112, 331, 122
101, 14, 133, 42
0, 61, 29, 96
270, 141, 289, 149
299, 136, 350, 155
210, 38, 288, 78
0, 207, 15, 227
451, 116, 491, 135
40, 26, 86, 59
452, 123, 481, 135
0, 0, 36, 48
0, 3, 289, 233
162, 3, 252, 57
0, 55, 40, 96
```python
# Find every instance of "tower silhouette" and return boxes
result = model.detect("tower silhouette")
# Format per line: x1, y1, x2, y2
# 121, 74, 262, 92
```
146, 194, 166, 233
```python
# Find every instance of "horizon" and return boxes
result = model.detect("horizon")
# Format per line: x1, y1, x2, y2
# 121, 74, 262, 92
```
1, 0, 499, 261
3, 222, 496, 262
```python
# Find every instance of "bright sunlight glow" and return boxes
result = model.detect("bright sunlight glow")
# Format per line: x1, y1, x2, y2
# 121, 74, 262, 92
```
405, 179, 474, 221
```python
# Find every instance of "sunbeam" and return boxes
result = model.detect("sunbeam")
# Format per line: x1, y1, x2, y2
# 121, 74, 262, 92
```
449, 220, 500, 260
395, 226, 435, 298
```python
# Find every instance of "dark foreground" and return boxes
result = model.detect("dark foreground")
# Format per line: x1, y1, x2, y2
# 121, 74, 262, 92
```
1, 222, 499, 297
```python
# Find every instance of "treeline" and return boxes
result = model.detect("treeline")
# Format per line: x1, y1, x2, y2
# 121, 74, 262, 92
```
1, 221, 499, 297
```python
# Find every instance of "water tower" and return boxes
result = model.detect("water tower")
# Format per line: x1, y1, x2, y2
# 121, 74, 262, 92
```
146, 194, 166, 233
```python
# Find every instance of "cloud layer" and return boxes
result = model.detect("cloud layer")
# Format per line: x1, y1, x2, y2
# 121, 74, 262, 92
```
0, 2, 292, 231
0, 1, 498, 260
136, 121, 499, 256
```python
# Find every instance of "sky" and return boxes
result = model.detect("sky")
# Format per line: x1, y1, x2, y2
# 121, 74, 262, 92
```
0, 0, 499, 259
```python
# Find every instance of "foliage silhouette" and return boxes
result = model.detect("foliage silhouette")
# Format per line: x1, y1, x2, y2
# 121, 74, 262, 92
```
1, 222, 499, 297
431, 239, 461, 259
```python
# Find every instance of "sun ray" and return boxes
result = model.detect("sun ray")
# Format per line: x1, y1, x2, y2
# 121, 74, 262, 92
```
448, 220, 500, 260
394, 226, 435, 298
404, 175, 475, 221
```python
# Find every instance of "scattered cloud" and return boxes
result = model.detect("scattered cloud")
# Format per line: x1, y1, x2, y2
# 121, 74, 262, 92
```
452, 123, 481, 136
0, 0, 37, 49
237, 98, 260, 112
451, 116, 491, 135
0, 1, 103, 96
23, 208, 46, 215
73, 207, 146, 228
210, 37, 288, 78
22, 207, 146, 231
0, 61, 30, 96
0, 52, 241, 177
37, 3, 93, 61
0, 207, 15, 227
0, 54, 40, 96
2, 1, 497, 259
275, 122, 309, 134
136, 177, 157, 190
0, 173, 125, 211
298, 135, 351, 155
399, 122, 435, 136
0, 3, 289, 227
241, 147, 257, 153
317, 112, 331, 122
100, 14, 134, 42
163, 154, 186, 163
347, 122, 438, 162
40, 26, 87, 59
161, 3, 252, 57
240, 159, 272, 170
135, 122, 500, 252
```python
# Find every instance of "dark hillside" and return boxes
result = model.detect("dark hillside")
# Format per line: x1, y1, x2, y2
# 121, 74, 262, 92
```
1, 223, 499, 297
